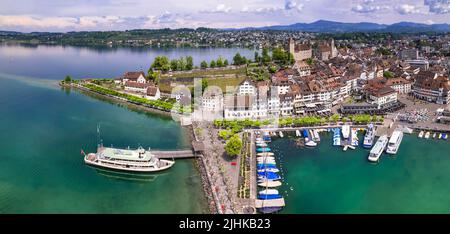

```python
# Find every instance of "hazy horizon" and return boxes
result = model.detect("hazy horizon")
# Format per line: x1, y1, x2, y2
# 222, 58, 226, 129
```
0, 0, 449, 33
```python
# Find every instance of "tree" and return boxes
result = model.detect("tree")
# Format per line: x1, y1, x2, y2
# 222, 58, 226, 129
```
225, 134, 242, 157
306, 58, 314, 65
261, 48, 271, 64
217, 56, 224, 67
151, 56, 170, 72
224, 59, 229, 67
254, 51, 260, 63
201, 79, 208, 92
330, 114, 340, 123
233, 52, 244, 65
186, 56, 193, 70
200, 60, 208, 69
148, 70, 161, 84
64, 75, 72, 83
170, 59, 178, 71
219, 130, 231, 140
383, 71, 394, 78
210, 60, 216, 68
272, 47, 286, 62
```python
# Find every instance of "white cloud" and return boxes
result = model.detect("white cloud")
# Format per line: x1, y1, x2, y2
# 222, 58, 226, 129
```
0, 15, 78, 29
351, 4, 386, 13
395, 4, 421, 15
424, 0, 450, 14
200, 4, 232, 13
285, 0, 304, 12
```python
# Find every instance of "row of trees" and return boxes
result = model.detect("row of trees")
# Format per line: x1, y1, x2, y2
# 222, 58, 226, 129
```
254, 48, 294, 66
214, 114, 384, 132
150, 56, 194, 72
200, 57, 229, 69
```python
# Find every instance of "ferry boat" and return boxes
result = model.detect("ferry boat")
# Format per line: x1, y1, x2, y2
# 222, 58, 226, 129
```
386, 130, 403, 155
368, 135, 388, 162
363, 124, 375, 148
342, 125, 350, 139
332, 128, 341, 146
418, 131, 424, 138
424, 132, 430, 139
350, 128, 359, 146
84, 146, 175, 173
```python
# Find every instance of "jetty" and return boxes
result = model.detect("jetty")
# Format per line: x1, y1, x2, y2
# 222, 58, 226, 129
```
152, 141, 204, 159
255, 198, 285, 208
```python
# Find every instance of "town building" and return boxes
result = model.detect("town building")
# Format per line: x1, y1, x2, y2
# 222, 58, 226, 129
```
122, 71, 147, 84
288, 38, 312, 61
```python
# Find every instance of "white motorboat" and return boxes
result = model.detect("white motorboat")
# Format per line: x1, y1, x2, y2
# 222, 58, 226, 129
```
418, 131, 424, 138
279, 131, 284, 138
259, 189, 279, 195
342, 125, 350, 139
424, 132, 430, 139
257, 152, 274, 156
258, 181, 282, 188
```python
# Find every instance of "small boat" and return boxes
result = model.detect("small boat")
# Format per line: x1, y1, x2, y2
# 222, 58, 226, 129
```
295, 130, 301, 137
347, 145, 355, 150
257, 171, 280, 177
351, 128, 359, 146
258, 194, 283, 200
257, 159, 276, 164
386, 130, 403, 155
257, 147, 271, 152
342, 125, 350, 139
257, 165, 277, 170
418, 131, 424, 138
279, 131, 284, 138
259, 189, 279, 195
303, 129, 317, 147
312, 129, 321, 142
257, 152, 274, 156
256, 142, 268, 147
433, 133, 437, 138
363, 124, 375, 148
257, 168, 280, 173
439, 133, 442, 139
258, 181, 282, 188
443, 134, 448, 140
368, 135, 389, 162
332, 128, 341, 146
256, 137, 263, 142
257, 163, 276, 167
258, 176, 281, 182
425, 132, 430, 139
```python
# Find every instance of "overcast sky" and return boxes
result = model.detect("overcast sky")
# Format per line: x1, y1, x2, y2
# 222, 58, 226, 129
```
0, 0, 449, 32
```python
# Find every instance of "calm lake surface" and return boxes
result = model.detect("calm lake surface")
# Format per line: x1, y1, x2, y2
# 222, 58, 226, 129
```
0, 44, 254, 213
0, 44, 256, 79
271, 133, 450, 214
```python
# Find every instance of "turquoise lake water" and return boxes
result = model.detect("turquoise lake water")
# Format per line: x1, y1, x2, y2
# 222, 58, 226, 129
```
270, 133, 450, 214
0, 44, 256, 213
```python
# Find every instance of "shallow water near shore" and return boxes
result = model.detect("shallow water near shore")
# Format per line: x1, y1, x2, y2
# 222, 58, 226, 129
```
272, 133, 450, 214
0, 76, 207, 213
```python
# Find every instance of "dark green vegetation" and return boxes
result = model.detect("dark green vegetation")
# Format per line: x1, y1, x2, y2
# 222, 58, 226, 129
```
225, 134, 243, 157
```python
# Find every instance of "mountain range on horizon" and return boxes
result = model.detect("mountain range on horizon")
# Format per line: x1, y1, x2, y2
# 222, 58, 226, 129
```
232, 20, 450, 33
1, 20, 450, 34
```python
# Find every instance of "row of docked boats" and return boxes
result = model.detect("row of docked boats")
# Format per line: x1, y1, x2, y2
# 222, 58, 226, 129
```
255, 131, 285, 213
418, 131, 448, 140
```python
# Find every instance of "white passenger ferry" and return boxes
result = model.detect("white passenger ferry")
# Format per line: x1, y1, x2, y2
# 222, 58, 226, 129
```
368, 135, 388, 162
84, 145, 175, 173
386, 130, 403, 155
